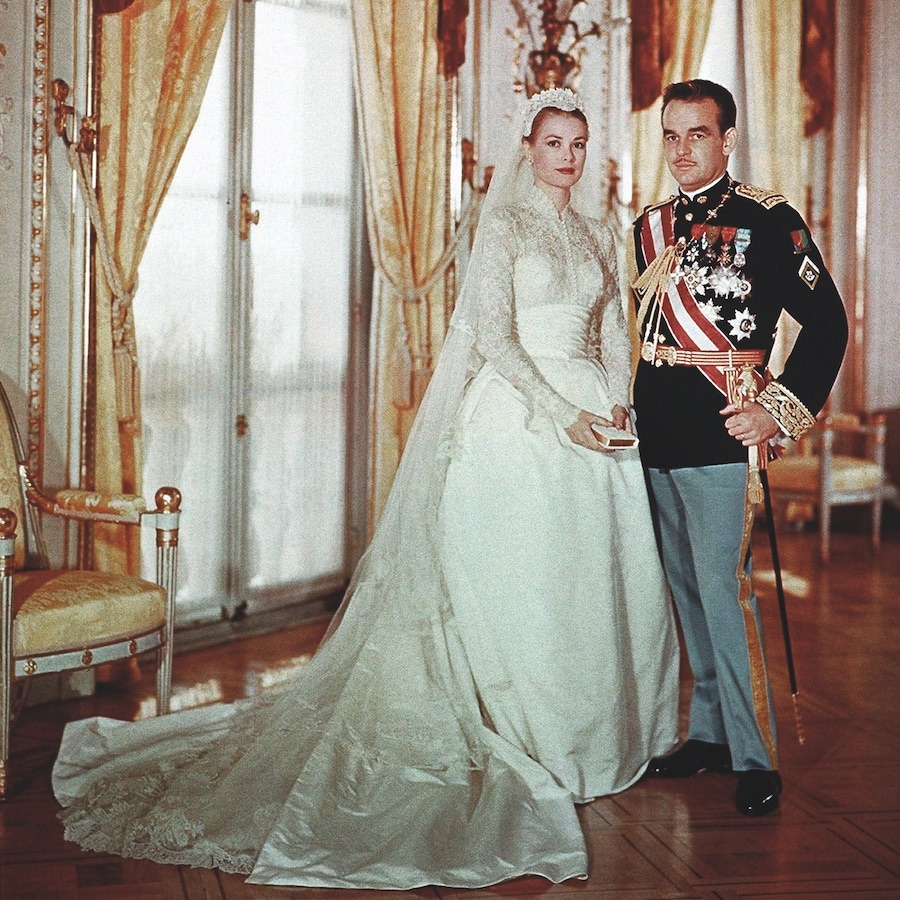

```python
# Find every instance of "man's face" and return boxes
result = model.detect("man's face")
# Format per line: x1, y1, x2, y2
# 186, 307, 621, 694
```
661, 97, 736, 193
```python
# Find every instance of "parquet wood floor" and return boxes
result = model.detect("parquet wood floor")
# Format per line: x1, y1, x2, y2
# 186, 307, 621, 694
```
1, 526, 898, 899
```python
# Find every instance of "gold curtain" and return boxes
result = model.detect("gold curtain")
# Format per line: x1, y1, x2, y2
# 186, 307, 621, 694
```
351, 0, 449, 531
743, 0, 805, 209
631, 0, 716, 213
801, 0, 836, 137
742, 0, 805, 375
438, 0, 468, 78
631, 0, 678, 112
93, 0, 231, 574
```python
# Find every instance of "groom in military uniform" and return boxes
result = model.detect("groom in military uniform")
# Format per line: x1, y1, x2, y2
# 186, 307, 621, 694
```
630, 79, 848, 815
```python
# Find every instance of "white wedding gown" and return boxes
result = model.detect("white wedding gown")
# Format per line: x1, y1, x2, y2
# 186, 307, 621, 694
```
53, 184, 679, 890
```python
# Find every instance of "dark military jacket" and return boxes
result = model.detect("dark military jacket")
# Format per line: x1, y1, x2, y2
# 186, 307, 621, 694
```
631, 174, 848, 470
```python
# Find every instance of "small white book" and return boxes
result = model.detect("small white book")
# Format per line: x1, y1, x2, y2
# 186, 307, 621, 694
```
590, 424, 639, 450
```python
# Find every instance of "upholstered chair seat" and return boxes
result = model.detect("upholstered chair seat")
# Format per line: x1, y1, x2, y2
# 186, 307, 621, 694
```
767, 454, 884, 495
766, 412, 887, 561
11, 570, 166, 662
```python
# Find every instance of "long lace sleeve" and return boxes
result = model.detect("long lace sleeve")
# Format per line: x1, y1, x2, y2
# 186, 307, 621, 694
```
475, 211, 581, 427
587, 223, 632, 408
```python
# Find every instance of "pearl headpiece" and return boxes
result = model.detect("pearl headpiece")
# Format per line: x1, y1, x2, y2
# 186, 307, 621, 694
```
521, 87, 586, 137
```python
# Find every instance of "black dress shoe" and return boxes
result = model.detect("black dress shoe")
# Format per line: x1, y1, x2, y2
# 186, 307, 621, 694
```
645, 739, 733, 778
735, 769, 782, 816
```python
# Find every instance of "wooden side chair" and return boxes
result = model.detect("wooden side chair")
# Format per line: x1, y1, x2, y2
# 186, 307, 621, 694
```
0, 378, 180, 799
766, 412, 887, 561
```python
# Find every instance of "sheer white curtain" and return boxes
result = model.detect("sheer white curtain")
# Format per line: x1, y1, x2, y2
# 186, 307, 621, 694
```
136, 25, 232, 622
245, 2, 352, 592
136, 0, 356, 625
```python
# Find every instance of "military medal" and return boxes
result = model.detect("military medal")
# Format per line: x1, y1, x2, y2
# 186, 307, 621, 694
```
728, 307, 757, 340
697, 299, 723, 323
734, 227, 751, 268
716, 226, 734, 267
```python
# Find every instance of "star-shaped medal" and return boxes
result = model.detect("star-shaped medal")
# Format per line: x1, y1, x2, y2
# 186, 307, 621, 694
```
697, 299, 723, 323
728, 307, 757, 341
709, 267, 742, 298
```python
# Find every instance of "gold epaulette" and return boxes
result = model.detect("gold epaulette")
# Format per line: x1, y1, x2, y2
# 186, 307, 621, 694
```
735, 183, 788, 210
640, 195, 676, 215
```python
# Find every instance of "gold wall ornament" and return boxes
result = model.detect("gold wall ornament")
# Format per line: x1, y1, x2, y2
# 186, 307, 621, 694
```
510, 0, 626, 95
51, 79, 97, 155
604, 157, 637, 218
460, 138, 493, 194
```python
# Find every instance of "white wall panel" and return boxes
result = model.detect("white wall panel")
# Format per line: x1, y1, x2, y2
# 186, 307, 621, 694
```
864, 0, 900, 412
0, 1, 29, 416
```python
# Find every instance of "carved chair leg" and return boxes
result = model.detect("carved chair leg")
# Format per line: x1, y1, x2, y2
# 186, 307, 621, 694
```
873, 496, 883, 552
153, 488, 180, 716
0, 685, 8, 801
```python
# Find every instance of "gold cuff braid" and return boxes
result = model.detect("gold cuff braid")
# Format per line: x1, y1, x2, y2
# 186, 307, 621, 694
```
757, 382, 816, 440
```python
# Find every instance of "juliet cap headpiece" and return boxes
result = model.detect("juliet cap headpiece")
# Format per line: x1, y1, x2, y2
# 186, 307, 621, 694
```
521, 87, 586, 137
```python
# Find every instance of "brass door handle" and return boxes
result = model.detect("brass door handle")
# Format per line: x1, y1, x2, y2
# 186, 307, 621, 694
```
239, 192, 259, 240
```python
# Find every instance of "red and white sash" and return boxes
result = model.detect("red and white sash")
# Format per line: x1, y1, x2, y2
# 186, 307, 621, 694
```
639, 203, 764, 398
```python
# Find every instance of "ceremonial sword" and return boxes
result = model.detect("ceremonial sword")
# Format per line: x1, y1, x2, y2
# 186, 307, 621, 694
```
759, 466, 805, 744
738, 374, 805, 745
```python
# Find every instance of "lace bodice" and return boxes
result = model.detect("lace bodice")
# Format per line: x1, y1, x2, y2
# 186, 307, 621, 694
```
475, 183, 631, 427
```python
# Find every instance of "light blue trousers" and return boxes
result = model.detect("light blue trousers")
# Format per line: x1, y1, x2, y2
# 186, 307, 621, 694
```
648, 464, 778, 771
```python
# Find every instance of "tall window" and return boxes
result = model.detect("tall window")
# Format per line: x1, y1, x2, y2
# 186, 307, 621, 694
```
136, 0, 362, 625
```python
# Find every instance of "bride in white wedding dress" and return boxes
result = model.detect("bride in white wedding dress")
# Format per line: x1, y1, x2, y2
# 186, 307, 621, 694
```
53, 88, 679, 890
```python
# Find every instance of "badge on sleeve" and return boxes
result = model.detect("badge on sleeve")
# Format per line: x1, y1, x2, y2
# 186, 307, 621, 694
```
791, 229, 810, 254
798, 256, 820, 290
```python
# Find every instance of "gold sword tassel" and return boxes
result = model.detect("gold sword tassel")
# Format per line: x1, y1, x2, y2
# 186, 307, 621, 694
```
726, 364, 766, 504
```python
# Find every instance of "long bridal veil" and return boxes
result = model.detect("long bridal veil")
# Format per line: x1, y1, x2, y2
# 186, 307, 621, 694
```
324, 88, 591, 644
53, 89, 602, 888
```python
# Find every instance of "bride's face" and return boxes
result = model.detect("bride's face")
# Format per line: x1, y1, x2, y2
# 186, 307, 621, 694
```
524, 110, 589, 193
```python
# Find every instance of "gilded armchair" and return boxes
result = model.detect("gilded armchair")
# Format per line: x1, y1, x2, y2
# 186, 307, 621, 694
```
0, 378, 180, 799
766, 412, 887, 561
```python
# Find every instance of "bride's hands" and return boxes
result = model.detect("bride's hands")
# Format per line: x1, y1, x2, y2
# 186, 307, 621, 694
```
565, 409, 612, 451
565, 406, 633, 452
610, 404, 633, 433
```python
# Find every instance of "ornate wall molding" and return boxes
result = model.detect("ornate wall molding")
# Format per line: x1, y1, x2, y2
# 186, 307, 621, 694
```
0, 1, 14, 174
29, 0, 49, 482
0, 96, 13, 172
